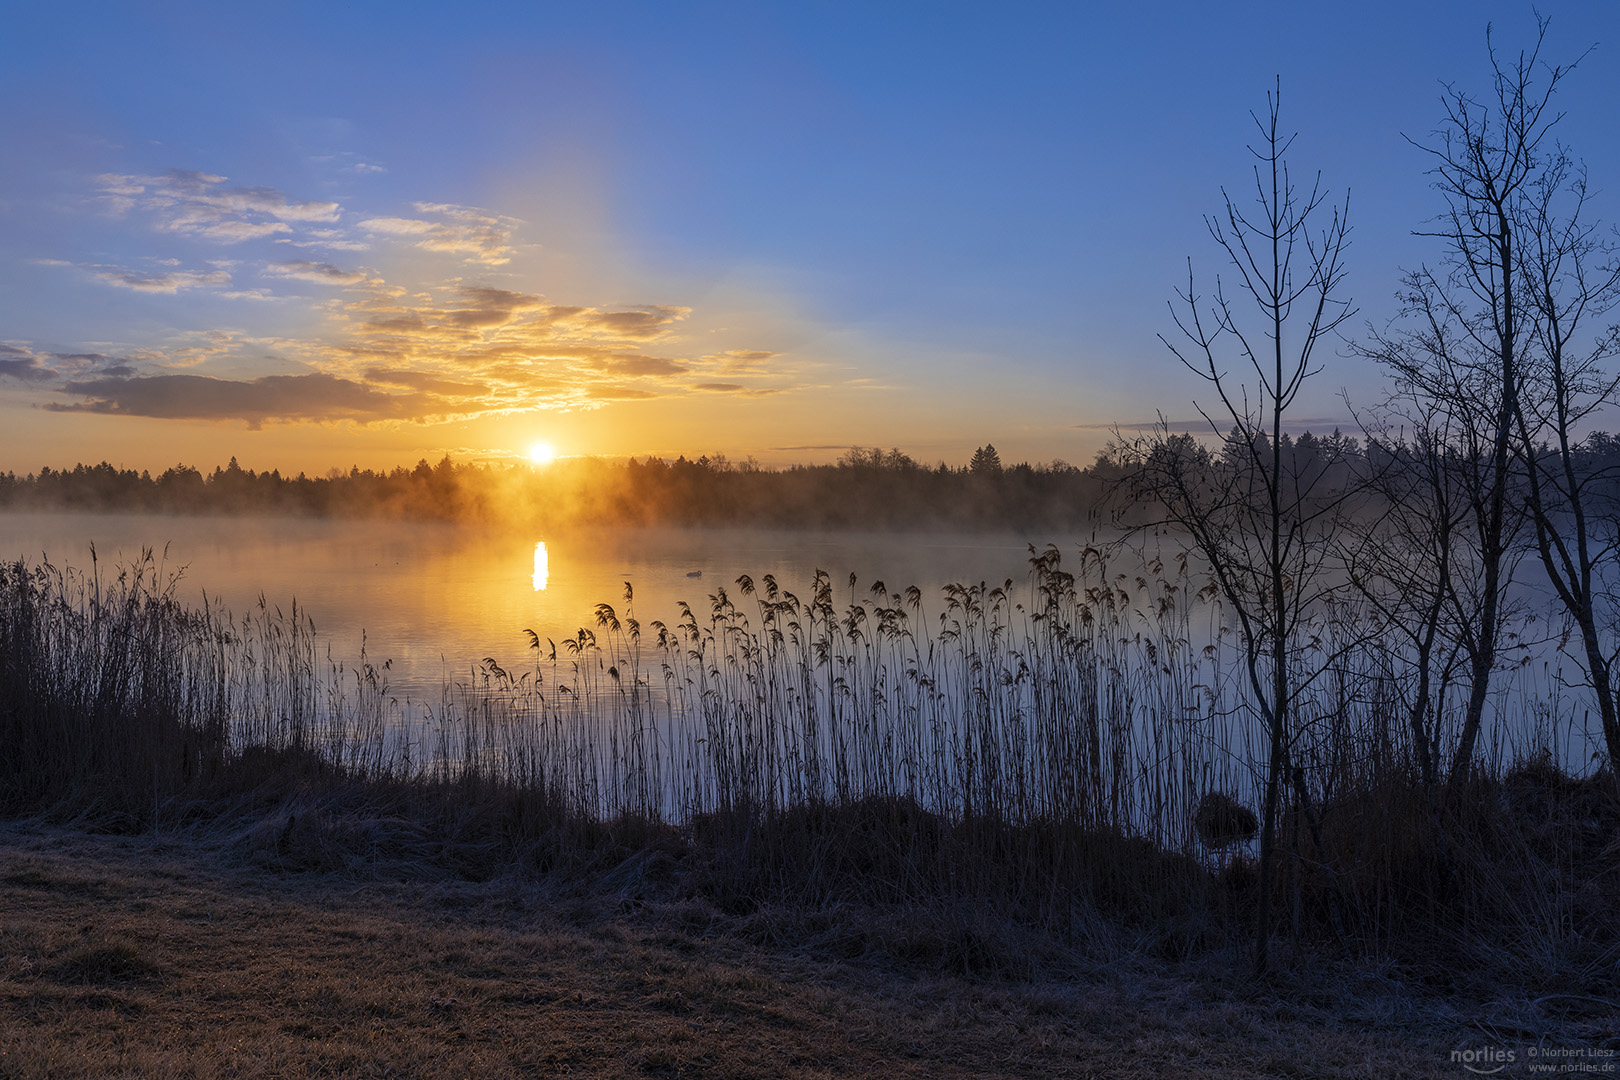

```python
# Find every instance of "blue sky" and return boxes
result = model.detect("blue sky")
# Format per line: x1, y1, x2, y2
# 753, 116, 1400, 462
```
3, 1, 1618, 472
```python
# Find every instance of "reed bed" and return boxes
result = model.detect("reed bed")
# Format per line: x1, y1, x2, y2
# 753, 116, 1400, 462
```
1, 545, 1615, 982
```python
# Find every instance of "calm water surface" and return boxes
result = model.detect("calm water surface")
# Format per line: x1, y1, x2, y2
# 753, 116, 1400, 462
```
0, 512, 1092, 699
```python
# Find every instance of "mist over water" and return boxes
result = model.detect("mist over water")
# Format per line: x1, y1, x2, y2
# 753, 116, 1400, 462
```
0, 512, 1089, 701
1, 510, 1600, 777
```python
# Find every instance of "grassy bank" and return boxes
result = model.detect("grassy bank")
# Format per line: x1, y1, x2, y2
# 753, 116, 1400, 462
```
1, 548, 1617, 1005
0, 820, 1581, 1078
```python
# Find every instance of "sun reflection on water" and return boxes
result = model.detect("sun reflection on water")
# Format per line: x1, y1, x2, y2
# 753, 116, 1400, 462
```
532, 541, 549, 591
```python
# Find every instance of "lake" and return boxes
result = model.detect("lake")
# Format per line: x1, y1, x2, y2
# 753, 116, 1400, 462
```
0, 511, 1090, 701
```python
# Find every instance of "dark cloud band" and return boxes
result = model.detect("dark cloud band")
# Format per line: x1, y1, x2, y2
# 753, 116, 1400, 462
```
45, 372, 423, 429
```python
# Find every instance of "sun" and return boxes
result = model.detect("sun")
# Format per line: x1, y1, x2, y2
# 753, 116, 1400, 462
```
528, 442, 555, 465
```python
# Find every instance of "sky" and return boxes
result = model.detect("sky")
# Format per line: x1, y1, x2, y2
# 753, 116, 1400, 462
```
3, 1, 1619, 475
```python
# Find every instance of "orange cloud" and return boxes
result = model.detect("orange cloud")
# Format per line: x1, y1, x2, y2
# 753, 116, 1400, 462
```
41, 168, 801, 428
359, 203, 518, 265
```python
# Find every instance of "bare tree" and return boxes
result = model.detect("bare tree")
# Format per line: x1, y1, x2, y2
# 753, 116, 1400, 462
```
1513, 143, 1620, 770
1355, 275, 1527, 792
1343, 387, 1475, 793
1395, 18, 1580, 789
1121, 84, 1353, 974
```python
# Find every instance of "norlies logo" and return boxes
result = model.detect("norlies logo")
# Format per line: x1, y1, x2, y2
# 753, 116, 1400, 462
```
1453, 1047, 1517, 1074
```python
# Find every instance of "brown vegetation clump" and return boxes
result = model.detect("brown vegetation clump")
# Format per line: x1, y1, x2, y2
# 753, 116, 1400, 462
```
1193, 792, 1259, 849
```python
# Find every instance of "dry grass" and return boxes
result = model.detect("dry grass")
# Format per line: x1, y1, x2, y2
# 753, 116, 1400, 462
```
0, 819, 1551, 1079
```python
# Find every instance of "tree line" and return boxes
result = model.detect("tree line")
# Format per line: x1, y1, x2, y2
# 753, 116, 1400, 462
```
0, 446, 1112, 531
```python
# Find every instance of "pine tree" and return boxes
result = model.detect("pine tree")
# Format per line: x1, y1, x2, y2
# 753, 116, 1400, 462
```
969, 444, 1003, 476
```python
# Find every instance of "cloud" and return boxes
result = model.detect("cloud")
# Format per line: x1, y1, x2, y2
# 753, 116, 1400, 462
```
692, 382, 780, 396
314, 285, 716, 410
568, 306, 690, 339
94, 170, 340, 245
43, 256, 237, 295
281, 228, 370, 252
592, 355, 689, 377
32, 165, 811, 426
345, 286, 549, 338
185, 220, 293, 242
152, 170, 340, 222
339, 289, 689, 350
0, 345, 145, 384
0, 345, 55, 382
265, 260, 370, 286
362, 368, 488, 396
459, 286, 537, 308
96, 176, 154, 197
20, 267, 722, 424
46, 372, 426, 429
51, 352, 139, 378
585, 385, 661, 400
120, 329, 253, 370
288, 281, 786, 416
86, 265, 233, 293
706, 348, 780, 373
359, 203, 518, 265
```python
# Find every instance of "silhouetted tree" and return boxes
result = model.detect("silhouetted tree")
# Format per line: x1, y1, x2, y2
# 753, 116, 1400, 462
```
1510, 74, 1620, 772
1381, 18, 1587, 788
1119, 83, 1353, 974
969, 444, 1003, 476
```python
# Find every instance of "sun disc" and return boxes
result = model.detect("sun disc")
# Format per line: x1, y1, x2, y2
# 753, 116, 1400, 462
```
528, 442, 555, 465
